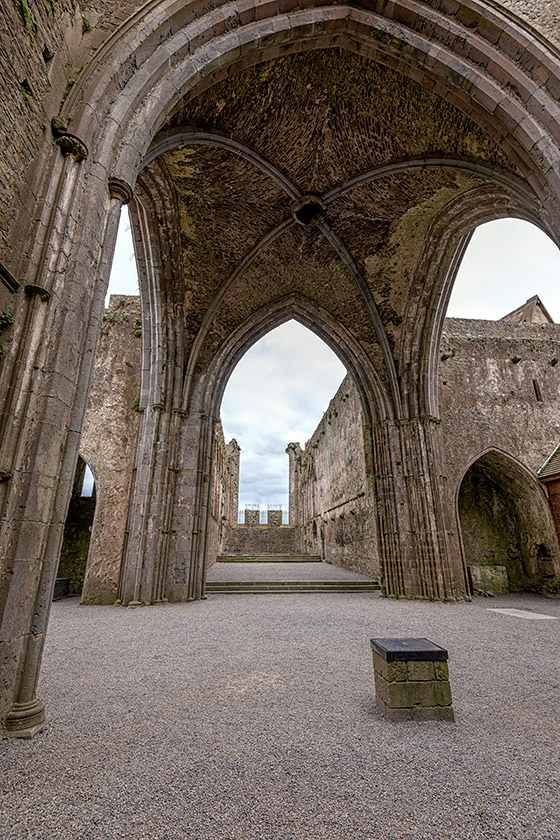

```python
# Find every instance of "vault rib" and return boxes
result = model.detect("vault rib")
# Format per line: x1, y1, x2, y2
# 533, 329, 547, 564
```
144, 128, 301, 200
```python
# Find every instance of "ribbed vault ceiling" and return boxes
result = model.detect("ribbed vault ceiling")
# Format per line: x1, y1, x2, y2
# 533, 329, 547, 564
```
145, 48, 531, 400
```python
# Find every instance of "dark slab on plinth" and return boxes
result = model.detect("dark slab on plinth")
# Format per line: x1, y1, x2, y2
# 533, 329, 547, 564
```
370, 638, 448, 661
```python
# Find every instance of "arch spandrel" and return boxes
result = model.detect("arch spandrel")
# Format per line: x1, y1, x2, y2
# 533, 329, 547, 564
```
189, 228, 388, 386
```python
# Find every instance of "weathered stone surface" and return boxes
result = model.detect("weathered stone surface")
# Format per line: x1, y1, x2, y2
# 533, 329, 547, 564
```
79, 296, 142, 605
372, 638, 454, 721
223, 525, 299, 556
296, 382, 378, 579
2, 0, 560, 733
469, 563, 510, 595
293, 315, 560, 595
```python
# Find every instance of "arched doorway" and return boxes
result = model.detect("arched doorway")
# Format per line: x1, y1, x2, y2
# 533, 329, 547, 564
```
458, 450, 560, 594
57, 457, 96, 597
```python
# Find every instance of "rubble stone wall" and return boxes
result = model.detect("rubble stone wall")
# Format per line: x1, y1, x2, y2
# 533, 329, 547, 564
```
296, 317, 560, 589
222, 525, 299, 556
297, 382, 379, 578
79, 295, 142, 604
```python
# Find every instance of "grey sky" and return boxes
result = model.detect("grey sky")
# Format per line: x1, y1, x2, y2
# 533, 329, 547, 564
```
106, 212, 560, 507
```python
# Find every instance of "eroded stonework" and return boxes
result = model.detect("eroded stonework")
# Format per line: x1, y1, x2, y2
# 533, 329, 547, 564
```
3, 0, 560, 734
76, 301, 560, 599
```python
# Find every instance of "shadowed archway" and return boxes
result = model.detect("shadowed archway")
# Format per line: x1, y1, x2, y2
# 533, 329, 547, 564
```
457, 449, 560, 593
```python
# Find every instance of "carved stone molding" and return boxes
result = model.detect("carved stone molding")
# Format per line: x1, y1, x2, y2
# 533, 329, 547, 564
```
109, 177, 134, 204
54, 133, 88, 162
24, 284, 51, 302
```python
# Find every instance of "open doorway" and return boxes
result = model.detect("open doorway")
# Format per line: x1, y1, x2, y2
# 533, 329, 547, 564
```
458, 450, 559, 593
56, 457, 96, 597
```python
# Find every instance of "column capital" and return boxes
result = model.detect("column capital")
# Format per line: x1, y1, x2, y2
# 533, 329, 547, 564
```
108, 177, 134, 204
54, 133, 88, 162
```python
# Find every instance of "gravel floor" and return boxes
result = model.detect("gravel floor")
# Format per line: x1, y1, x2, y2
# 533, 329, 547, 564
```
207, 561, 373, 581
1, 591, 560, 840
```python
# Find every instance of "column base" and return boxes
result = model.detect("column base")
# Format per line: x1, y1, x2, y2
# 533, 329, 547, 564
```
5, 699, 51, 738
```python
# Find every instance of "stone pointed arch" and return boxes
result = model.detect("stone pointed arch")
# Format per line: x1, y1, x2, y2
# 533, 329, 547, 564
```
199, 293, 393, 425
400, 181, 556, 418
5, 0, 560, 735
163, 293, 392, 603
456, 447, 560, 593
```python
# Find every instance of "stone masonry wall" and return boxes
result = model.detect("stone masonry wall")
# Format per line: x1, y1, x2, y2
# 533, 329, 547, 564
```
297, 380, 379, 578
222, 525, 299, 556
79, 295, 142, 604
78, 305, 560, 592
78, 297, 236, 598
297, 317, 560, 586
439, 317, 560, 590
0, 0, 140, 273
206, 422, 229, 571
438, 318, 560, 486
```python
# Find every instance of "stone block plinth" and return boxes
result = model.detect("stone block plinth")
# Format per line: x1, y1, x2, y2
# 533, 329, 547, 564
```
371, 638, 454, 722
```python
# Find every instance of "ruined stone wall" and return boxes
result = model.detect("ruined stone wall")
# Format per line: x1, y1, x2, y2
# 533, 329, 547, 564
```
79, 294, 142, 604
222, 525, 299, 556
78, 299, 237, 597
206, 422, 229, 570
299, 316, 560, 587
439, 317, 560, 589
297, 380, 379, 578
438, 318, 560, 485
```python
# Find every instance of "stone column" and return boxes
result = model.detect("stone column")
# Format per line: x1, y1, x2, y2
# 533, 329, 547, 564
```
158, 399, 216, 604
373, 416, 469, 602
225, 439, 241, 526
286, 442, 302, 527
118, 402, 173, 606
1, 153, 131, 735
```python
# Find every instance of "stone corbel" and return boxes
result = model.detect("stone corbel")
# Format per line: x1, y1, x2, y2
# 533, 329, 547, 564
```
54, 133, 88, 162
51, 116, 88, 162
109, 177, 133, 205
24, 284, 51, 302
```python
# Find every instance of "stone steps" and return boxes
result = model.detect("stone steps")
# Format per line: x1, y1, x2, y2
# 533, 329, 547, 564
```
216, 554, 322, 563
205, 580, 381, 593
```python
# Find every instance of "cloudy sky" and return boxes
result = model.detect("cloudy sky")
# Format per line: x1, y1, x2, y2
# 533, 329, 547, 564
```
107, 213, 560, 508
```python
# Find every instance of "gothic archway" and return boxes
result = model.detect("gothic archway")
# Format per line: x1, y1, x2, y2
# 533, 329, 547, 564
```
4, 0, 560, 735
457, 449, 560, 593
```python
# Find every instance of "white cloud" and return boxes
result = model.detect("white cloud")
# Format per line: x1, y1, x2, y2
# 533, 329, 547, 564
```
221, 321, 346, 506
447, 218, 560, 321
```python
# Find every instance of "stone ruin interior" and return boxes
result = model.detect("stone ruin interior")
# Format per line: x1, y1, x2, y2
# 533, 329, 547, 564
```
1, 0, 560, 742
